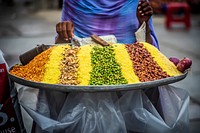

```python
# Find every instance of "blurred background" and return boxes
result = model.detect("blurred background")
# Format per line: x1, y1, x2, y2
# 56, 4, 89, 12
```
0, 0, 200, 132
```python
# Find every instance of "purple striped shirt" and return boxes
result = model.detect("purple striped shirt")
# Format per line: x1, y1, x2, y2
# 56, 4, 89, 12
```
61, 0, 159, 48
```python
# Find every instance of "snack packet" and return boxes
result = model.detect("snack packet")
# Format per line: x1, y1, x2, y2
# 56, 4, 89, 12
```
0, 50, 26, 132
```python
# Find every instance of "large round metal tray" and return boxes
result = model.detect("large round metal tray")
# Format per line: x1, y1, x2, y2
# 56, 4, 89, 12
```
8, 69, 188, 92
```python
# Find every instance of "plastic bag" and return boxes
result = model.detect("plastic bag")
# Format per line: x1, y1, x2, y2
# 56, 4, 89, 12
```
18, 88, 126, 133
75, 35, 117, 46
0, 50, 26, 132
135, 21, 146, 42
18, 85, 189, 133
119, 85, 189, 133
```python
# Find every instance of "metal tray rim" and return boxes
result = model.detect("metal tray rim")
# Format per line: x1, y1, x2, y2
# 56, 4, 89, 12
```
8, 68, 188, 92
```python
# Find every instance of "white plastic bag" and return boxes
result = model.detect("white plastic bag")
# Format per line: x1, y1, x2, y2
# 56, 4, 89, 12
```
135, 22, 146, 42
18, 85, 189, 133
75, 35, 117, 46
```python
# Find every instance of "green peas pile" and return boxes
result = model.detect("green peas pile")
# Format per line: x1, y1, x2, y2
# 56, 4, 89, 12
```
89, 46, 128, 85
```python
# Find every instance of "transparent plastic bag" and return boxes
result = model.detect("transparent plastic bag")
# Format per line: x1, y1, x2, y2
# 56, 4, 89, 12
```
119, 85, 189, 133
18, 85, 189, 133
18, 88, 127, 133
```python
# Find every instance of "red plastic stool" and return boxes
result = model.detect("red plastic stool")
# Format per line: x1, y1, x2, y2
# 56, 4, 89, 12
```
165, 2, 191, 29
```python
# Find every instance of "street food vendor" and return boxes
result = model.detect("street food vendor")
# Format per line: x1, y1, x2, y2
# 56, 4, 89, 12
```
55, 0, 159, 49
54, 0, 160, 114
7, 1, 191, 132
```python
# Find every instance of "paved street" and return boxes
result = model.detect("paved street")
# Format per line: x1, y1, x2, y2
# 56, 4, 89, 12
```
0, 2, 200, 133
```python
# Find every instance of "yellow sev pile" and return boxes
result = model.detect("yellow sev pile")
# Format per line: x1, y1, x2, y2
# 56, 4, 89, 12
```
42, 45, 70, 84
77, 45, 93, 85
10, 42, 182, 85
142, 42, 182, 76
113, 44, 140, 84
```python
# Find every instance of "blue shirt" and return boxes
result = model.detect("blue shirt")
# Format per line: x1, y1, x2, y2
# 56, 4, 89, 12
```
61, 0, 159, 48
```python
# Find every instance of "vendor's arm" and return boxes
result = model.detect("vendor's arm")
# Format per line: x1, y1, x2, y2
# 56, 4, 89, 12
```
55, 21, 74, 44
137, 0, 155, 45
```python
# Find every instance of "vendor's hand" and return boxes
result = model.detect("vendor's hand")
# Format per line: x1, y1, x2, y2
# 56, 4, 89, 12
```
137, 0, 153, 24
56, 21, 74, 41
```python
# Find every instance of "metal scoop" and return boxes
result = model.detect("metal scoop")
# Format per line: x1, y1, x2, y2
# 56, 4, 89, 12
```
70, 36, 82, 47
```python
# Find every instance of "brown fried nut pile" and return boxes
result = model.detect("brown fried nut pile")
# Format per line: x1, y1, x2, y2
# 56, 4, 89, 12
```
126, 43, 169, 82
60, 47, 80, 85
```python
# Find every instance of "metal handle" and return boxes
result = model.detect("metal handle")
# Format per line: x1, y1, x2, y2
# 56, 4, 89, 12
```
19, 44, 49, 65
